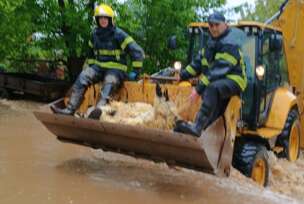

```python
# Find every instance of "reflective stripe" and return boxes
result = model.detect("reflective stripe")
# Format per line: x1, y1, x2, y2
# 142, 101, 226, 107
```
227, 50, 247, 91
225, 50, 247, 91
227, 75, 247, 91
200, 48, 209, 67
186, 65, 197, 76
87, 59, 95, 65
121, 36, 134, 50
87, 59, 127, 72
239, 50, 247, 89
98, 49, 122, 56
97, 49, 122, 61
200, 75, 210, 86
132, 61, 143, 68
89, 40, 93, 48
201, 58, 209, 67
223, 50, 247, 91
215, 52, 238, 66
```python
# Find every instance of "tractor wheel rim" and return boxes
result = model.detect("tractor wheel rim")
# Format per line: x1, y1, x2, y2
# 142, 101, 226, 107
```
289, 122, 299, 162
251, 159, 266, 186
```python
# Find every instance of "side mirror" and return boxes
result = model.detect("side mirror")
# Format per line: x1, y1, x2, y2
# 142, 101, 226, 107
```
167, 36, 177, 49
269, 34, 282, 51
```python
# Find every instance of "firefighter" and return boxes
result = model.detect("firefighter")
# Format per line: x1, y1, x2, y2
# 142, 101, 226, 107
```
174, 12, 247, 137
51, 4, 144, 119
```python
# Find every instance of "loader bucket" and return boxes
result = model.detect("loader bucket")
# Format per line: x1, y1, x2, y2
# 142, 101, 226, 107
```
34, 96, 240, 177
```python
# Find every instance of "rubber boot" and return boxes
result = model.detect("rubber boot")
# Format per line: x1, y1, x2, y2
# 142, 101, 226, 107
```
51, 88, 84, 116
174, 108, 209, 137
87, 83, 114, 119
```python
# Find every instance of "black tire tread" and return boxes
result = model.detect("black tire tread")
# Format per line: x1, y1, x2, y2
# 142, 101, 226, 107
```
276, 109, 299, 159
233, 142, 269, 186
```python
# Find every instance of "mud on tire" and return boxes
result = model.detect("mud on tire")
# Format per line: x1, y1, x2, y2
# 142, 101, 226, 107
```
276, 109, 300, 161
233, 142, 269, 186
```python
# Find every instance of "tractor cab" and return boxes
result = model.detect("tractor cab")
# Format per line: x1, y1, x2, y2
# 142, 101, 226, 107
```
187, 22, 289, 131
185, 21, 299, 186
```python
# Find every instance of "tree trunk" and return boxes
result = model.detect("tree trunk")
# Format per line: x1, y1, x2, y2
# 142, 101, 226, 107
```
67, 57, 85, 82
58, 0, 83, 82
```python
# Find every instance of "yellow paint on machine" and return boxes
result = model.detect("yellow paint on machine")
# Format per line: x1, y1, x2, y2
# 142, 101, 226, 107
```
265, 87, 297, 130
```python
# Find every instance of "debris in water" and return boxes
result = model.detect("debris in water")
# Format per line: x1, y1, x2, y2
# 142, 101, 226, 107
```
99, 95, 180, 130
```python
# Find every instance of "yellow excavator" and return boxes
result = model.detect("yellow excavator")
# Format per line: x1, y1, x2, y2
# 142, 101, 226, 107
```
34, 0, 304, 187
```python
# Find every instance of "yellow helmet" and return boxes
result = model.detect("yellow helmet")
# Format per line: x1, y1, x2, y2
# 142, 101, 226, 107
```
94, 4, 114, 18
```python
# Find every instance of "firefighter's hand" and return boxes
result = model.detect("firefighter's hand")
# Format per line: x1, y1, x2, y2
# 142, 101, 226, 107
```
189, 88, 199, 103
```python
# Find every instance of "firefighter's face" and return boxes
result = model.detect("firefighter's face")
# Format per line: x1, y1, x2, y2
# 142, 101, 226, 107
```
99, 16, 109, 28
208, 22, 228, 38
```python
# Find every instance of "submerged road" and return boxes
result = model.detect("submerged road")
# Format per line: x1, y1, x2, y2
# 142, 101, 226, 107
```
0, 99, 298, 204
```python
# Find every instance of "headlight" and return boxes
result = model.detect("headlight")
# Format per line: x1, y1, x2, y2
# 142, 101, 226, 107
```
173, 61, 182, 71
256, 65, 265, 80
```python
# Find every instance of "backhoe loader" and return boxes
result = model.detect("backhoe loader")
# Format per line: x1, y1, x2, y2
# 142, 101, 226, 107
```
34, 0, 304, 187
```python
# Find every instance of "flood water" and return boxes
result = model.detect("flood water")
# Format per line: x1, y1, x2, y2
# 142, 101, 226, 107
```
0, 99, 301, 204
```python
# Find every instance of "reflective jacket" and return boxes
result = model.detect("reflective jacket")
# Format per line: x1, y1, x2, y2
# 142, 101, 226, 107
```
87, 26, 144, 73
180, 27, 247, 94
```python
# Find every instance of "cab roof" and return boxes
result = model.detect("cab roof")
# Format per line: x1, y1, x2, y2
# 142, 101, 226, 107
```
189, 21, 281, 32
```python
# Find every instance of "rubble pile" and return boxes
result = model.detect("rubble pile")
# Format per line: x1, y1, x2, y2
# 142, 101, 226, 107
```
99, 98, 179, 130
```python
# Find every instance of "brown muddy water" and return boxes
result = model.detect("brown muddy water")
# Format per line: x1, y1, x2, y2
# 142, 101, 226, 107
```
0, 99, 302, 204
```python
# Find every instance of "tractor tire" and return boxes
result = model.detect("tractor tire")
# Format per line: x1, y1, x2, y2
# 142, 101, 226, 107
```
276, 109, 300, 161
233, 142, 269, 186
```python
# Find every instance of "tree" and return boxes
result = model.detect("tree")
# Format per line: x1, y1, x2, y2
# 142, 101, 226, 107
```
109, 0, 226, 73
0, 0, 93, 78
0, 0, 226, 77
235, 0, 286, 22
0, 1, 34, 60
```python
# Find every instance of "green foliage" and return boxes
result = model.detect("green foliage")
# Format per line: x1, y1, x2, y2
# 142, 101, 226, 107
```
0, 0, 31, 59
34, 0, 92, 58
0, 0, 226, 74
104, 0, 225, 73
236, 0, 286, 22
